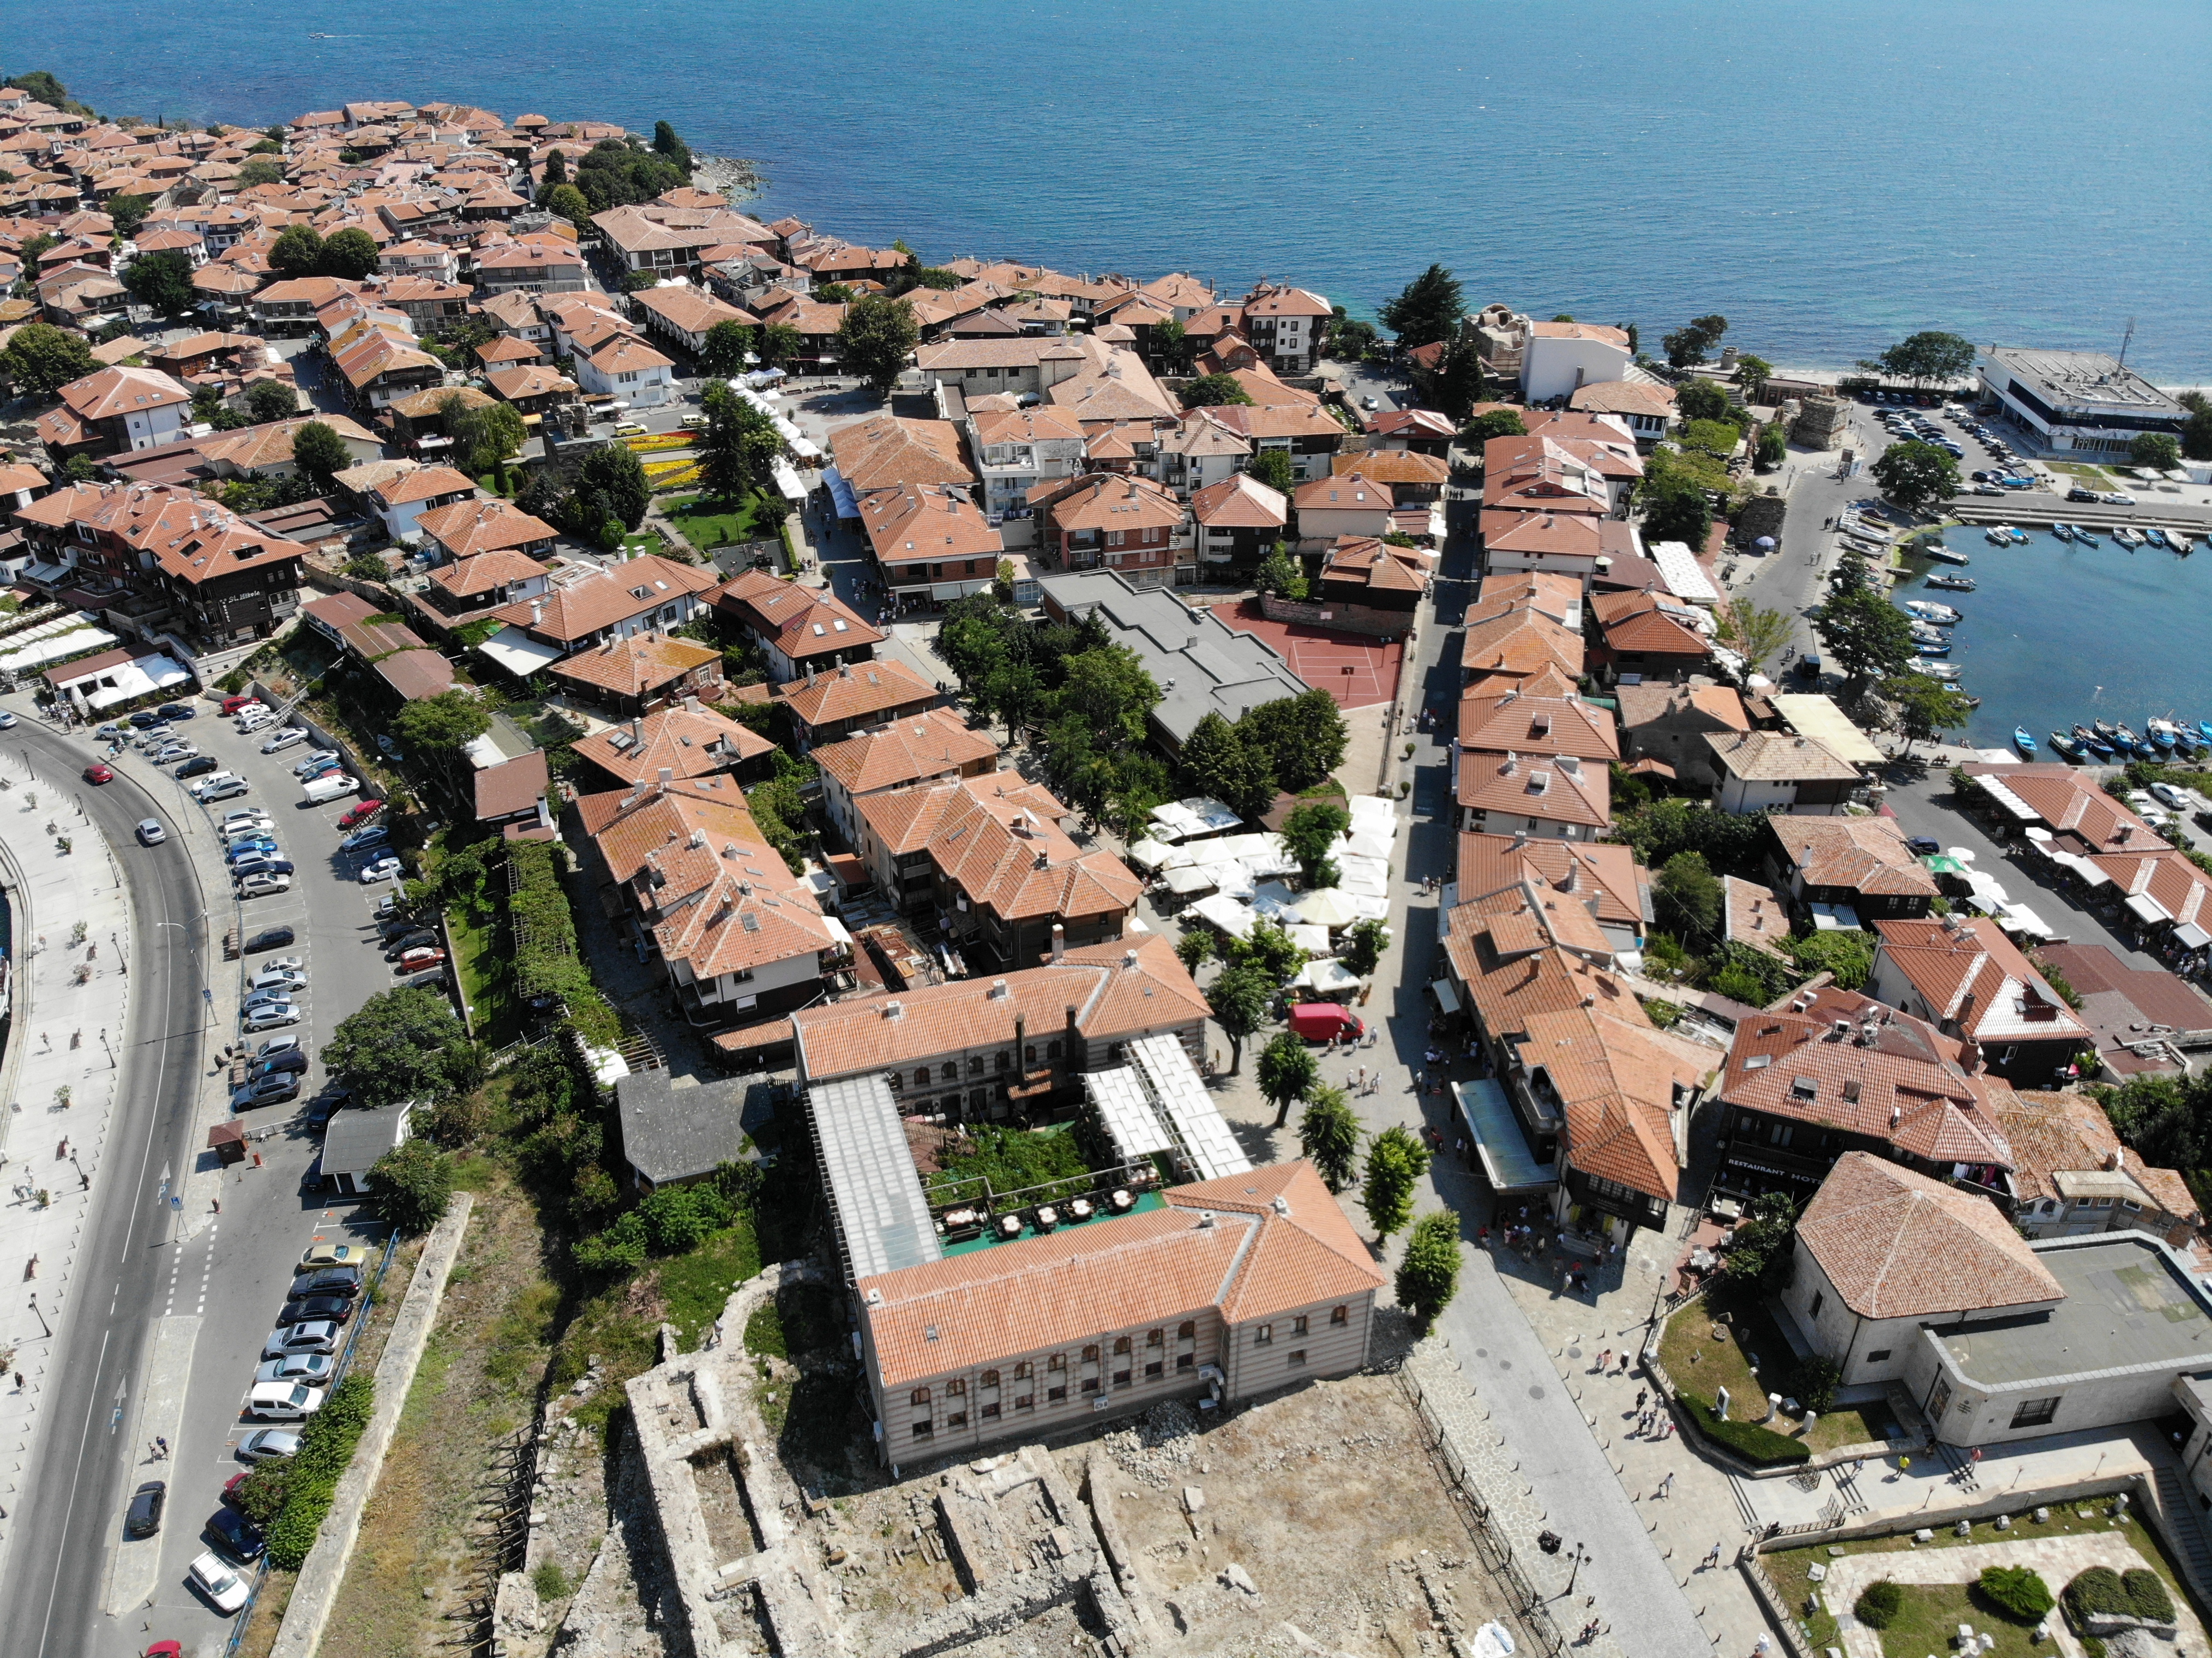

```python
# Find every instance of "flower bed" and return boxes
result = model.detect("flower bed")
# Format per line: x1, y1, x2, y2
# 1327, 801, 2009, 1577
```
643, 458, 701, 488
623, 431, 694, 454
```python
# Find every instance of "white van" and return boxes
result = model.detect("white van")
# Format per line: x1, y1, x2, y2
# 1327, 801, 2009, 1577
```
302, 773, 358, 804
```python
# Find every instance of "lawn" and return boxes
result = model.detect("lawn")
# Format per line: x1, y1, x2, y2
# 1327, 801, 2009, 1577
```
446, 886, 519, 1047
621, 528, 666, 558
662, 489, 782, 552
473, 470, 516, 499
1864, 1581, 2041, 1658
1660, 1294, 1888, 1451
2048, 460, 2117, 491
1766, 1505, 2202, 1654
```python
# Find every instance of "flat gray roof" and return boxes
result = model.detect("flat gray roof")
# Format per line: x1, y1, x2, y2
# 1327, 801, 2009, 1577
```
808, 1073, 942, 1284
1939, 1234, 2212, 1389
1036, 570, 1311, 744
1985, 347, 2184, 416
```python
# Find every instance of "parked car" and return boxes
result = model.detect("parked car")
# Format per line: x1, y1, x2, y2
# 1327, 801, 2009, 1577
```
2102, 491, 2138, 506
128, 708, 164, 729
359, 856, 404, 884
252, 1050, 310, 1079
206, 1503, 266, 1562
339, 800, 385, 828
238, 873, 292, 899
83, 762, 113, 784
298, 1242, 369, 1271
222, 808, 275, 831
247, 1381, 326, 1421
304, 773, 359, 804
236, 713, 276, 735
177, 755, 220, 779
255, 1352, 336, 1385
297, 760, 346, 783
149, 743, 197, 765
260, 1321, 339, 1359
250, 968, 309, 994
232, 1074, 300, 1110
2150, 781, 2192, 812
231, 858, 297, 882
242, 1003, 301, 1032
261, 728, 311, 753
1905, 836, 1942, 856
287, 1266, 362, 1300
226, 837, 279, 860
242, 925, 294, 953
242, 990, 297, 1016
220, 694, 262, 714
0, 710, 17, 729
236, 1428, 300, 1463
1288, 1003, 1365, 1044
189, 1551, 251, 1613
1970, 483, 2005, 496
255, 1036, 303, 1062
395, 946, 447, 973
383, 929, 438, 959
291, 749, 340, 776
158, 701, 195, 721
278, 1295, 353, 1327
2067, 486, 2100, 503
191, 776, 250, 803
124, 1479, 166, 1539
341, 826, 390, 852
136, 819, 166, 846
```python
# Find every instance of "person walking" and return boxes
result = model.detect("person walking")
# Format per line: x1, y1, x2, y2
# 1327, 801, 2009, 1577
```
1704, 1542, 1724, 1570
1656, 1471, 1675, 1499
1596, 1348, 1611, 1373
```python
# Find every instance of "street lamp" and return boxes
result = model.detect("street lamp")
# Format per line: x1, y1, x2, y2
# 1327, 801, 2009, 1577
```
1563, 1540, 1591, 1599
28, 1295, 49, 1339
155, 918, 211, 1028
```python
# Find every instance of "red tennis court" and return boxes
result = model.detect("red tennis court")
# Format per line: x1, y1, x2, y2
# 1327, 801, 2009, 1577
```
1211, 599, 1402, 710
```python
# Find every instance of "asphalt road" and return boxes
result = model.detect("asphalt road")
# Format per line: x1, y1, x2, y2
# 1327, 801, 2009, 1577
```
0, 706, 388, 1658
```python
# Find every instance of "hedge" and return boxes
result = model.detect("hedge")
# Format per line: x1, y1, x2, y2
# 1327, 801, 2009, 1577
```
1855, 1578, 1903, 1629
1978, 1565, 2053, 1622
1675, 1393, 1811, 1466
2123, 1569, 2174, 1624
506, 842, 621, 1046
264, 1374, 376, 1569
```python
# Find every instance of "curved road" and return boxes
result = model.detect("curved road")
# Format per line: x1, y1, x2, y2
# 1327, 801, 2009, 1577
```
0, 719, 211, 1658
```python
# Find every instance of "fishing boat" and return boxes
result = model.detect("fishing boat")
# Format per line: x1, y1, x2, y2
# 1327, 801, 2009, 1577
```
1904, 599, 1962, 624
1926, 572, 1976, 590
1986, 526, 2014, 544
2112, 722, 2156, 757
2148, 718, 2183, 751
2197, 720, 2212, 747
2115, 526, 2147, 548
2048, 731, 2082, 760
2073, 724, 2115, 758
1909, 633, 1952, 656
2146, 527, 2172, 550
2172, 531, 2195, 555
2074, 526, 2101, 546
1923, 543, 1971, 566
1908, 658, 1962, 681
1958, 692, 1982, 709
2052, 522, 2076, 542
2008, 526, 2029, 543
2014, 726, 2038, 755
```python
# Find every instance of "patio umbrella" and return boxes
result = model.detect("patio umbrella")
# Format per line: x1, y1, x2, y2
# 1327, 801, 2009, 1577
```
1754, 536, 1776, 549
1294, 960, 1363, 995
1295, 888, 1362, 928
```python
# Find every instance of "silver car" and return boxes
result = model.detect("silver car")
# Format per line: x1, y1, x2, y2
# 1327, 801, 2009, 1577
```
136, 819, 166, 846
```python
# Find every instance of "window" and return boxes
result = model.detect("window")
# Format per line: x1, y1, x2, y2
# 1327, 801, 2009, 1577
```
1768, 1122, 1794, 1148
946, 1379, 965, 1397
2011, 1395, 2062, 1429
1146, 1329, 1164, 1348
1083, 1344, 1100, 1362
1048, 1384, 1066, 1402
1047, 1040, 1063, 1059
1023, 1044, 1037, 1063
1254, 1324, 1273, 1345
1330, 1306, 1349, 1326
912, 1421, 933, 1437
1179, 1320, 1195, 1338
1048, 1355, 1065, 1371
995, 1052, 1010, 1072
1113, 1337, 1132, 1355
1014, 1361, 1032, 1379
1864, 1349, 1892, 1363
981, 1402, 999, 1419
1293, 1315, 1309, 1336
1107, 531, 1124, 548
1146, 1360, 1163, 1378
1081, 1377, 1099, 1393
940, 1062, 957, 1082
1289, 1349, 1307, 1366
967, 1056, 983, 1076
1176, 1353, 1194, 1371
913, 1068, 929, 1088
910, 1388, 930, 1406
1015, 1393, 1033, 1410
1808, 1292, 1825, 1321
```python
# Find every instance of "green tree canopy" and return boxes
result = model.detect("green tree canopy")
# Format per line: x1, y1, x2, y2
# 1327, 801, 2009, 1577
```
237, 158, 285, 188
580, 440, 651, 530
2179, 394, 2212, 462
1151, 316, 1193, 373
1715, 600, 1793, 676
1240, 689, 1348, 792
1411, 332, 1487, 421
394, 689, 494, 795
1682, 417, 1743, 459
833, 293, 919, 396
2, 321, 97, 397
651, 120, 694, 175
1257, 1031, 1320, 1128
698, 318, 755, 379
1885, 672, 1974, 755
1786, 927, 1873, 990
1361, 1125, 1430, 1241
268, 223, 323, 279
573, 137, 686, 212
1207, 959, 1274, 1074
1674, 377, 1732, 424
1871, 438, 1959, 512
1254, 543, 1306, 599
694, 379, 783, 502
369, 1138, 454, 1235
2131, 432, 2181, 471
538, 147, 568, 191
1341, 916, 1391, 977
1460, 406, 1526, 445
451, 397, 528, 492
1810, 585, 1916, 688
1246, 447, 1295, 496
1326, 310, 1379, 361
318, 226, 381, 280
1181, 712, 1277, 822
1055, 645, 1161, 746
1662, 314, 1729, 367
1754, 423, 1788, 466
1378, 263, 1464, 347
1641, 474, 1713, 550
1654, 850, 1723, 945
1396, 1209, 1464, 1327
106, 193, 153, 236
1872, 331, 1975, 388
1280, 801, 1350, 878
1735, 354, 1774, 403
324, 986, 479, 1110
288, 420, 351, 493
543, 183, 592, 230
1299, 1086, 1360, 1191
121, 248, 195, 314
243, 381, 299, 423
1179, 372, 1253, 410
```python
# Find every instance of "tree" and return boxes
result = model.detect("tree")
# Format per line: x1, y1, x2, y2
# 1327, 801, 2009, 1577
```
1885, 672, 1973, 755
318, 227, 380, 280
1675, 377, 1731, 424
1654, 850, 1723, 945
573, 138, 685, 213
1299, 1087, 1361, 1191
1325, 309, 1379, 361
1396, 1209, 1463, 1327
1378, 263, 1464, 348
1786, 928, 1874, 990
699, 318, 755, 379
237, 158, 285, 189
1175, 929, 1215, 976
833, 293, 918, 396
394, 689, 493, 796
2180, 394, 2212, 462
1341, 917, 1391, 976
694, 380, 781, 502
121, 248, 195, 315
106, 194, 153, 236
1412, 332, 1487, 421
1208, 960, 1273, 1074
1873, 331, 1975, 389
1055, 645, 1161, 746
2, 322, 95, 396
1234, 916, 1307, 989
1254, 543, 1306, 600
980, 659, 1044, 736
1662, 314, 1729, 368
1715, 600, 1792, 675
1151, 316, 1193, 373
450, 397, 527, 492
1257, 1031, 1319, 1128
1460, 406, 1526, 445
1754, 423, 1788, 467
370, 1138, 454, 1234
543, 183, 592, 231
1735, 354, 1774, 403
1682, 418, 1743, 459
1871, 438, 1959, 512
1240, 688, 1349, 791
2130, 432, 2181, 471
1179, 372, 1253, 410
268, 223, 323, 279
1640, 477, 1712, 549
1182, 713, 1276, 821
1281, 801, 1350, 879
755, 322, 802, 369
651, 120, 694, 176
537, 147, 568, 194
1246, 447, 1295, 496
1361, 1125, 1430, 1242
289, 420, 351, 494
324, 986, 479, 1110
580, 441, 651, 530
236, 382, 297, 425
1810, 585, 1916, 688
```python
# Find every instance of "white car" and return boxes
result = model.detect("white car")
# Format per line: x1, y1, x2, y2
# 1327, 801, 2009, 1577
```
191, 775, 250, 802
359, 856, 404, 885
239, 872, 292, 898
242, 1002, 300, 1033
260, 956, 306, 976
291, 749, 341, 777
255, 1353, 335, 1385
221, 810, 275, 835
0, 711, 15, 730
247, 1380, 326, 1420
250, 968, 309, 995
2102, 492, 2138, 506
149, 742, 197, 765
261, 727, 311, 753
136, 819, 166, 846
189, 1550, 251, 1613
2150, 782, 2192, 812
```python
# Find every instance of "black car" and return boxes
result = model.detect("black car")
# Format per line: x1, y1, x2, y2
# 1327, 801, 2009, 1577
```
207, 1503, 266, 1561
124, 1479, 166, 1538
382, 929, 438, 959
128, 708, 163, 729
1904, 835, 1941, 857
287, 1267, 363, 1300
255, 1049, 310, 1078
243, 926, 296, 954
177, 755, 220, 779
158, 702, 196, 721
278, 1294, 354, 1326
2067, 486, 2099, 503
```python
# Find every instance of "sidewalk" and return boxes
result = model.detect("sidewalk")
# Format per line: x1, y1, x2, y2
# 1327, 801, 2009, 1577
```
0, 755, 137, 1579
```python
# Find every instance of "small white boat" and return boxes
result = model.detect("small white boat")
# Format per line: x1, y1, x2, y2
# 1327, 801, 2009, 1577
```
2007, 526, 2028, 543
1908, 657, 1962, 681
1924, 543, 1971, 566
1904, 600, 1961, 624
2052, 522, 2075, 542
2172, 531, 2196, 555
2073, 525, 2101, 546
1986, 525, 2013, 544
2114, 526, 2146, 547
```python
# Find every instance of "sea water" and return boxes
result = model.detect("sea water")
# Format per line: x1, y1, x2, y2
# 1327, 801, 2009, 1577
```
31, 0, 2212, 376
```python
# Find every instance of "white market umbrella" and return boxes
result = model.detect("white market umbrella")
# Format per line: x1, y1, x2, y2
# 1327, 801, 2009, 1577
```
1296, 888, 1362, 928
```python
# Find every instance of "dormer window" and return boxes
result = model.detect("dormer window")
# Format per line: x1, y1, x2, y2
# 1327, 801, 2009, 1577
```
1790, 1077, 1817, 1101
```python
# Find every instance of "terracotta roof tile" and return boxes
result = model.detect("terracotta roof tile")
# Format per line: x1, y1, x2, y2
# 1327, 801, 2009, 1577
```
1798, 1151, 2060, 1318
546, 630, 719, 697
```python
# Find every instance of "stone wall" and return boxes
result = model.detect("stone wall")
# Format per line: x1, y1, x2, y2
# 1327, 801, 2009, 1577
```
1254, 592, 1409, 640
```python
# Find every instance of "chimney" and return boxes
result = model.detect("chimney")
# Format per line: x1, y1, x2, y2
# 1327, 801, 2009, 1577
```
1051, 923, 1066, 962
683, 694, 699, 713
806, 665, 817, 688
883, 1000, 903, 1019
530, 598, 544, 623
988, 977, 1009, 1000
630, 717, 643, 746
657, 766, 673, 786
1014, 1011, 1027, 1058
1064, 1002, 1079, 1059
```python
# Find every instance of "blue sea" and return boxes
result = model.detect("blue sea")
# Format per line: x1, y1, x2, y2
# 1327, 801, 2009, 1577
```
26, 0, 2212, 377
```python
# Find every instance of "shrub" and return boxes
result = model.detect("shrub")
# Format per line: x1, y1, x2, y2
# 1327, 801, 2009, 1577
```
1978, 1565, 2054, 1623
264, 1374, 375, 1569
573, 1211, 647, 1276
1676, 1394, 1811, 1466
1855, 1578, 1903, 1628
532, 1560, 571, 1600
2065, 1566, 2129, 1625
1790, 1354, 1841, 1414
639, 1184, 733, 1254
2123, 1568, 2174, 1624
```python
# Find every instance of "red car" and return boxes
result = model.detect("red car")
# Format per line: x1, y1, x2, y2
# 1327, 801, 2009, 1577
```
339, 800, 385, 829
84, 762, 115, 784
220, 694, 262, 714
396, 946, 447, 972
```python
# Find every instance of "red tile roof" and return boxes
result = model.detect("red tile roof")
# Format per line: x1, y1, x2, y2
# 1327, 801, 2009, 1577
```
1797, 1151, 2058, 1318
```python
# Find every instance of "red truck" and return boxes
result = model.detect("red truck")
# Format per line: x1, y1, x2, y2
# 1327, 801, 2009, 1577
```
1288, 1003, 1365, 1044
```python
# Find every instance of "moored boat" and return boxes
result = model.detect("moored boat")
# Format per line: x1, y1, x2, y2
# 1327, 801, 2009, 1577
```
2148, 719, 2179, 750
1986, 526, 2013, 544
2146, 527, 2172, 549
2173, 531, 2195, 555
2049, 731, 2082, 760
2114, 526, 2147, 548
2052, 522, 2076, 542
2014, 726, 2038, 755
2007, 526, 2029, 543
2074, 526, 2101, 546
2073, 724, 2114, 758
2197, 720, 2212, 747
1923, 543, 1971, 565
1926, 572, 1976, 590
1909, 658, 1962, 681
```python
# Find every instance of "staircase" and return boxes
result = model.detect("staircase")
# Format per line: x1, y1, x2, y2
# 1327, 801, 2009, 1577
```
1936, 1441, 1981, 1493
2148, 1464, 2212, 1600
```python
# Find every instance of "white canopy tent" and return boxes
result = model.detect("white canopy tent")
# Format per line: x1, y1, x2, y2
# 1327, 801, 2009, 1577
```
1296, 888, 1362, 928
1187, 893, 1256, 939
1293, 960, 1363, 995
1125, 837, 1174, 872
